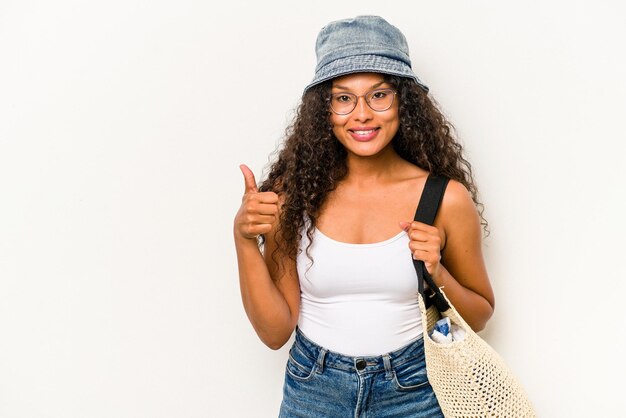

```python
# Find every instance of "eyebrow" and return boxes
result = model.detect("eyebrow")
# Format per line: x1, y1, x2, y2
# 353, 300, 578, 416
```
332, 80, 387, 91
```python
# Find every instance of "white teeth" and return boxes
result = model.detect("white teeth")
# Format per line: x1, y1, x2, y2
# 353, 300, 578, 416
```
353, 130, 375, 135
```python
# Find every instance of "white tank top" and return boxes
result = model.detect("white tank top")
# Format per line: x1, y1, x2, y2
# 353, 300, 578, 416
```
297, 226, 423, 356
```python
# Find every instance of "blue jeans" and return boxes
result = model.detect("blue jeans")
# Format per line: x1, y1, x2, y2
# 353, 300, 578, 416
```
279, 328, 444, 417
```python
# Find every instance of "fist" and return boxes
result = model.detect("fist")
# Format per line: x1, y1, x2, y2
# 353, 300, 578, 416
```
400, 221, 443, 278
234, 164, 279, 241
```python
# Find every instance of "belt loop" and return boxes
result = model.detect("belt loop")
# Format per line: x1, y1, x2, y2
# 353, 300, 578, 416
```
382, 354, 393, 379
316, 348, 327, 374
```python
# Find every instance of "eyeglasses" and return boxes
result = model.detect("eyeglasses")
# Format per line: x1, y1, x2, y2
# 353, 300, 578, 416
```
329, 88, 397, 115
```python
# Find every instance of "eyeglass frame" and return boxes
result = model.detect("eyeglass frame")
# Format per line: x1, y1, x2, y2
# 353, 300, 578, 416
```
328, 88, 398, 115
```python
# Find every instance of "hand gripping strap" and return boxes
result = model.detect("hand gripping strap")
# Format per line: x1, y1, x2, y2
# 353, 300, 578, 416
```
412, 174, 450, 312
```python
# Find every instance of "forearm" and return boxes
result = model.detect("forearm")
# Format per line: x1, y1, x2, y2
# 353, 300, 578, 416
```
431, 265, 494, 332
235, 236, 296, 348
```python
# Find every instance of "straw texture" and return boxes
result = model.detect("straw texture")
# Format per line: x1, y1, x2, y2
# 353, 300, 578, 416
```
420, 293, 536, 417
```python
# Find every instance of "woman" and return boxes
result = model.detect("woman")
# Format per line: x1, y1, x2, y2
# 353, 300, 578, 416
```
234, 15, 494, 417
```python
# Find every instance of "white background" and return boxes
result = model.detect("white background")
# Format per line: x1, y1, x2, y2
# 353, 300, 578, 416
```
1, 1, 625, 417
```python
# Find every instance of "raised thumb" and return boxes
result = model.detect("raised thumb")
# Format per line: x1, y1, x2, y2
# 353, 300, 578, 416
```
239, 164, 258, 193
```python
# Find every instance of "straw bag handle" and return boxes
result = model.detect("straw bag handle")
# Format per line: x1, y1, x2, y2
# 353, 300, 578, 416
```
412, 174, 450, 312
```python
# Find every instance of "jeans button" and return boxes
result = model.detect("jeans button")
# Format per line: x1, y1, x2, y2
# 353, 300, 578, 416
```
355, 359, 366, 371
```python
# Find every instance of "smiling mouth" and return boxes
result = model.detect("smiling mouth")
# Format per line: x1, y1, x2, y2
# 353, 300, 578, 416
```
348, 128, 380, 141
351, 129, 378, 135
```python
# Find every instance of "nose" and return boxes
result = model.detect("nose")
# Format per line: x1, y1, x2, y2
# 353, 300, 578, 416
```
353, 96, 373, 122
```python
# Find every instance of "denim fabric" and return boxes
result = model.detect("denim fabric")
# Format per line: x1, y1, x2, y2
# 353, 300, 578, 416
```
304, 16, 429, 93
279, 328, 444, 418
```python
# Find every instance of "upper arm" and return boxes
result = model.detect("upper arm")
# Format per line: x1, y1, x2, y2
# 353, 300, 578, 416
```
262, 197, 301, 330
437, 180, 495, 308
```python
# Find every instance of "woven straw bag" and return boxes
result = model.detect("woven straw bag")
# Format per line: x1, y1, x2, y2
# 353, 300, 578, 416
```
413, 174, 536, 418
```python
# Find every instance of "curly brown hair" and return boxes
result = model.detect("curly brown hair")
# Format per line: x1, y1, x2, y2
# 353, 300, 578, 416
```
259, 75, 487, 268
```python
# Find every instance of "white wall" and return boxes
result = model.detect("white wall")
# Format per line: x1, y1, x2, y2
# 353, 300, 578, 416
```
1, 1, 625, 416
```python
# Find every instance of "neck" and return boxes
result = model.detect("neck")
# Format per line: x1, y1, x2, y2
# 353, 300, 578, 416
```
343, 146, 406, 186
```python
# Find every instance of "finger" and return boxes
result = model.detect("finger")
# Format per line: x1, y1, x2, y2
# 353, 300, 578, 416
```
239, 164, 258, 194
245, 214, 276, 224
412, 249, 440, 264
246, 223, 273, 237
409, 221, 438, 233
412, 249, 428, 261
256, 202, 279, 215
409, 241, 428, 252
399, 221, 411, 232
256, 192, 279, 204
257, 214, 277, 224
409, 241, 440, 255
409, 230, 430, 242
242, 198, 278, 215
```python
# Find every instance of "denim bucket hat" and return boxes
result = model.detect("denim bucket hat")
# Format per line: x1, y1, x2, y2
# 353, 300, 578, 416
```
304, 15, 428, 93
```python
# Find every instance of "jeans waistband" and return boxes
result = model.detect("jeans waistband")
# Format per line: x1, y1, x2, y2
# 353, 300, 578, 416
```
293, 327, 425, 375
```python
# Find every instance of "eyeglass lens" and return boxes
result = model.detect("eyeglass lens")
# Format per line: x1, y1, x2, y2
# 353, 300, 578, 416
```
330, 89, 395, 114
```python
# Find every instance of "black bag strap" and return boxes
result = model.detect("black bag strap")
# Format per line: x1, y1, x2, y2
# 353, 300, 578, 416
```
412, 174, 451, 312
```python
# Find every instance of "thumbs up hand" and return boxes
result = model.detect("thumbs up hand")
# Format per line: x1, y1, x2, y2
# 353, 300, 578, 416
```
234, 164, 279, 241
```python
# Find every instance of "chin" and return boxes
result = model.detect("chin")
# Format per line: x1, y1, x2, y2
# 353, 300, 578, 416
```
345, 139, 392, 157
347, 146, 386, 158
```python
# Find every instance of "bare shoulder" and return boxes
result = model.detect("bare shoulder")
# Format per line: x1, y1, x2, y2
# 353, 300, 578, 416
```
441, 179, 475, 213
436, 179, 481, 243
